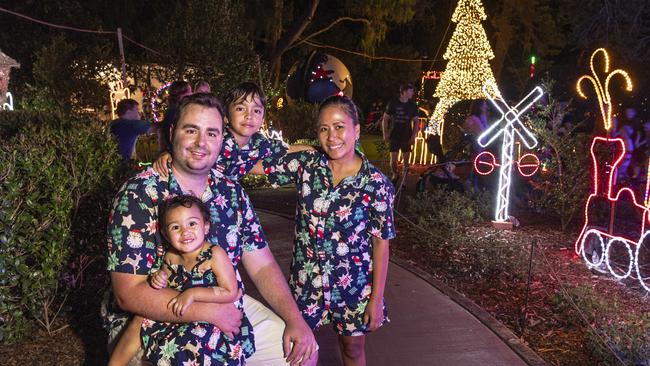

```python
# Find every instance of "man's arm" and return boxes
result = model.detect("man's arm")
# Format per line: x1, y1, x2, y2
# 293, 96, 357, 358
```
409, 115, 420, 144
111, 272, 243, 335
381, 112, 390, 142
242, 248, 317, 365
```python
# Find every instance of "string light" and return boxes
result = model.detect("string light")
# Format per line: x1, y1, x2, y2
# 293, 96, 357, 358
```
477, 81, 543, 222
109, 80, 131, 119
576, 48, 633, 131
151, 82, 171, 123
397, 117, 438, 165
428, 0, 499, 136
516, 153, 540, 177
2, 91, 13, 110
574, 49, 650, 292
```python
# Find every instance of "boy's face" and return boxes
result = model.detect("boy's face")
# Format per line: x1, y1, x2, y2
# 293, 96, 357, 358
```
227, 94, 265, 142
164, 204, 209, 255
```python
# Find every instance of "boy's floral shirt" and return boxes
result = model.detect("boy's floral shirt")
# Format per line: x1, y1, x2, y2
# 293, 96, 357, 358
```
216, 130, 288, 180
266, 150, 396, 326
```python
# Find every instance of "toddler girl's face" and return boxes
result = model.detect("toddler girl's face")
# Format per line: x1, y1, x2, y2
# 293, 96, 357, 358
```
228, 94, 265, 141
164, 204, 209, 254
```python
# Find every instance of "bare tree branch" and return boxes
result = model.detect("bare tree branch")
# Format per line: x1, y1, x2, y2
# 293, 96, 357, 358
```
287, 17, 371, 51
268, 0, 320, 74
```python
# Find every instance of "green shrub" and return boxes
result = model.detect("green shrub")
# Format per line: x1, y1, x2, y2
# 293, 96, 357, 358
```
271, 101, 319, 143
0, 111, 124, 342
405, 188, 491, 233
551, 285, 650, 364
527, 79, 592, 231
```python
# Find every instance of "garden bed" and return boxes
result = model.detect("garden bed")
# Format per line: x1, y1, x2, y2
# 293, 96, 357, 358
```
391, 215, 650, 366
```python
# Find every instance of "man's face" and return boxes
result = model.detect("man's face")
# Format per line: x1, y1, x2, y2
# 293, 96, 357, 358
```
171, 104, 223, 176
122, 105, 140, 120
402, 88, 414, 100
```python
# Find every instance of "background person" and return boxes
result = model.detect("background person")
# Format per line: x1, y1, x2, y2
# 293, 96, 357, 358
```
381, 83, 419, 182
109, 99, 155, 161
159, 80, 193, 153
195, 80, 211, 94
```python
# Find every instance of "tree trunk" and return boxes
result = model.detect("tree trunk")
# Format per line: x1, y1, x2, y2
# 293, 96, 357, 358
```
268, 0, 320, 86
491, 0, 516, 82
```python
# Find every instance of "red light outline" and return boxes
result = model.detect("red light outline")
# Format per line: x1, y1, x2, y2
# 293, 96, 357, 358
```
574, 137, 650, 254
516, 153, 540, 177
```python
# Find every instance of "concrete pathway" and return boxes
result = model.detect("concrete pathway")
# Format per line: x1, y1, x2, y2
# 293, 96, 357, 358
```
244, 203, 537, 366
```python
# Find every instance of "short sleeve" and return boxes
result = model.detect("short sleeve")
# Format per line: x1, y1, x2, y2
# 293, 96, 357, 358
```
135, 120, 152, 134
265, 151, 308, 187
106, 176, 161, 275
368, 174, 396, 240
260, 137, 289, 172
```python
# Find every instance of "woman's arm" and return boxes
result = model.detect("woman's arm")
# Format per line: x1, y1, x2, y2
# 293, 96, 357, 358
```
363, 237, 389, 331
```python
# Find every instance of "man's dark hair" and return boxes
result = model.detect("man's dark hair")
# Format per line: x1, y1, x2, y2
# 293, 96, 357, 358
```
159, 195, 210, 234
168, 80, 192, 106
175, 92, 225, 125
223, 82, 266, 117
116, 99, 139, 117
399, 83, 414, 93
318, 95, 360, 126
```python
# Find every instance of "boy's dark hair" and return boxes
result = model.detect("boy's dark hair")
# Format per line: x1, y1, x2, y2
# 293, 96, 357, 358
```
399, 82, 414, 93
318, 95, 360, 126
223, 82, 266, 116
116, 99, 139, 117
159, 195, 210, 234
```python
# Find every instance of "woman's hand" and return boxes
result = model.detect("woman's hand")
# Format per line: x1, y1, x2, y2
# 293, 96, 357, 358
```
168, 289, 195, 317
149, 270, 168, 289
153, 152, 172, 177
363, 295, 384, 332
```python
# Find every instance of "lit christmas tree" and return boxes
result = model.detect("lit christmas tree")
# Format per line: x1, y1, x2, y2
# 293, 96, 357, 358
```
428, 0, 500, 136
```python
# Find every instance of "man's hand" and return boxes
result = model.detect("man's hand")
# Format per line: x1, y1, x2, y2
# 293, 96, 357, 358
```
363, 296, 384, 332
153, 152, 172, 177
383, 134, 390, 143
408, 137, 416, 146
283, 317, 318, 366
208, 301, 243, 339
149, 270, 168, 289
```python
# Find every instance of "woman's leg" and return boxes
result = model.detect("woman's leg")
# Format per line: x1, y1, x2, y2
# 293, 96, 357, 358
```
337, 334, 366, 366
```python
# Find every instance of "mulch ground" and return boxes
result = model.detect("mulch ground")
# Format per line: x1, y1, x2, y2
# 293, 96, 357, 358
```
391, 217, 650, 366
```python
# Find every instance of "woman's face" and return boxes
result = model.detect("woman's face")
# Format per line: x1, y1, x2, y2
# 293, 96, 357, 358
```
318, 105, 360, 162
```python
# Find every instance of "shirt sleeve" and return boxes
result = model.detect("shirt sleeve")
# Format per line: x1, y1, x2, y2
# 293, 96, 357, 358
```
106, 177, 161, 275
135, 120, 152, 134
368, 174, 396, 240
260, 136, 289, 172
265, 151, 308, 187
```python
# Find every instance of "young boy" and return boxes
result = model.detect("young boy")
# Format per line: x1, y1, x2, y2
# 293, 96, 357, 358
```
108, 195, 249, 366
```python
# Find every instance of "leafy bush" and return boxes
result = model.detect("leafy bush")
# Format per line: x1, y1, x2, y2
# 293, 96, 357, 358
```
271, 101, 319, 143
405, 188, 491, 233
527, 79, 592, 231
550, 285, 650, 365
0, 111, 124, 342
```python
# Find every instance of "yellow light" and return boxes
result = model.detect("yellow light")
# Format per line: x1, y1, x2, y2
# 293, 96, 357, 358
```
109, 80, 131, 120
276, 97, 284, 109
576, 48, 633, 131
428, 0, 500, 136
398, 118, 438, 165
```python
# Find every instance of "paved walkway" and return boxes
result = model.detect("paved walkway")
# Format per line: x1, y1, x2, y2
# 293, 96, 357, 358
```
244, 191, 541, 365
